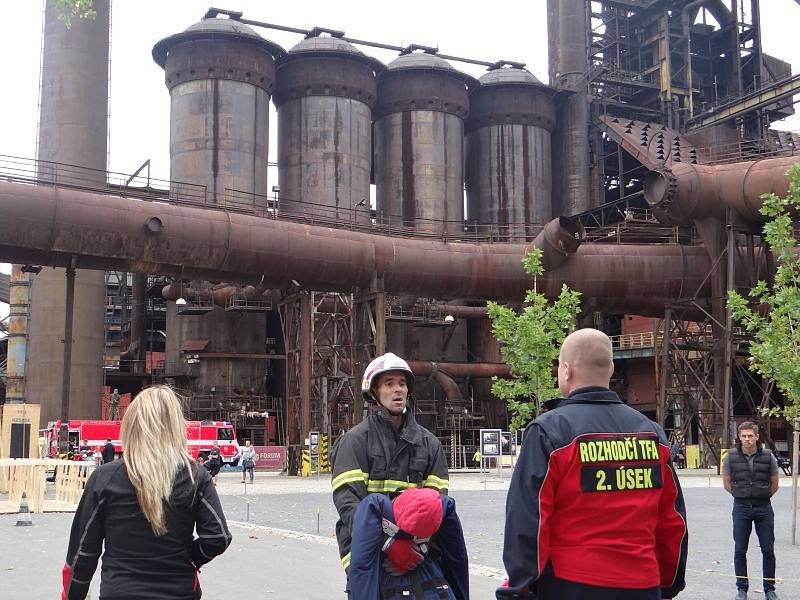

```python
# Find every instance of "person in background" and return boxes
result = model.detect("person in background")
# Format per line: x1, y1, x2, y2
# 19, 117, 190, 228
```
238, 439, 257, 484
92, 446, 104, 468
722, 421, 781, 600
499, 328, 687, 600
207, 440, 222, 486
61, 385, 231, 600
102, 438, 116, 464
108, 388, 121, 420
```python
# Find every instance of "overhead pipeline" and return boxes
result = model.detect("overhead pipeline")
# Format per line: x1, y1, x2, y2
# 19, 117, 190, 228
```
644, 155, 799, 225
0, 181, 713, 308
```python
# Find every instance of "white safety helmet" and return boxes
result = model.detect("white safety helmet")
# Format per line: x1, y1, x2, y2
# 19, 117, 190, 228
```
361, 352, 414, 403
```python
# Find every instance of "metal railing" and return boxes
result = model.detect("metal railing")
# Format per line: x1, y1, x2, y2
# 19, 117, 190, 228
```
696, 133, 800, 166
609, 332, 660, 350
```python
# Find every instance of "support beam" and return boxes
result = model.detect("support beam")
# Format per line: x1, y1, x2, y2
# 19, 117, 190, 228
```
689, 73, 800, 129
59, 264, 76, 453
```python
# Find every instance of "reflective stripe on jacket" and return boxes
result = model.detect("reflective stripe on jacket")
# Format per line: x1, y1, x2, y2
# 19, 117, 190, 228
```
331, 406, 449, 569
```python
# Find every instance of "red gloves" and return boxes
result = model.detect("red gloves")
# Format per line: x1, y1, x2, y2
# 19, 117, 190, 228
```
382, 537, 424, 576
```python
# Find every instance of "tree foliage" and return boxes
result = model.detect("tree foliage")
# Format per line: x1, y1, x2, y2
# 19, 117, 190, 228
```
728, 162, 800, 422
55, 0, 96, 28
487, 247, 581, 430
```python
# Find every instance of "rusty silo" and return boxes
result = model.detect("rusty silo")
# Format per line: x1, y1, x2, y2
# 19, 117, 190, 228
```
153, 17, 283, 400
465, 64, 556, 240
373, 50, 476, 235
152, 17, 284, 205
27, 0, 110, 423
274, 33, 383, 223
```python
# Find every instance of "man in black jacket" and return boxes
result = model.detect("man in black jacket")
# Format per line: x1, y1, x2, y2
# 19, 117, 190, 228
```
498, 328, 687, 600
101, 438, 116, 464
331, 352, 449, 591
722, 421, 780, 600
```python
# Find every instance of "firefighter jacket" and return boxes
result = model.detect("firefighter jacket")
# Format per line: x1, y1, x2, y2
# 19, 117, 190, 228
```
62, 459, 231, 600
331, 406, 450, 572
349, 493, 469, 600
498, 387, 688, 599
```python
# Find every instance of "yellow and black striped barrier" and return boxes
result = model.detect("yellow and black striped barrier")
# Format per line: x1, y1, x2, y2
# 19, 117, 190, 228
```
301, 448, 311, 477
320, 434, 330, 473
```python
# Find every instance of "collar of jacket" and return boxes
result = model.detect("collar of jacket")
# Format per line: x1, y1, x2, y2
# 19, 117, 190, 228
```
373, 405, 423, 444
735, 441, 763, 456
545, 386, 622, 411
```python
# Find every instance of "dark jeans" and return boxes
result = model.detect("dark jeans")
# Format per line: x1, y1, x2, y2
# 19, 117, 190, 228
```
242, 465, 254, 482
733, 501, 775, 592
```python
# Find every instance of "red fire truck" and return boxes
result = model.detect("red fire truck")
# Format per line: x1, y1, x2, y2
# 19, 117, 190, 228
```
42, 420, 240, 464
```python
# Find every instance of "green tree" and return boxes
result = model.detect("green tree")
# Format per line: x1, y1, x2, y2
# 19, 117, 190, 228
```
728, 162, 800, 421
55, 0, 96, 28
487, 247, 582, 430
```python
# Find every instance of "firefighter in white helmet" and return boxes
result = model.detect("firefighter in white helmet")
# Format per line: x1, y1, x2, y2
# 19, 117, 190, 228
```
331, 352, 450, 593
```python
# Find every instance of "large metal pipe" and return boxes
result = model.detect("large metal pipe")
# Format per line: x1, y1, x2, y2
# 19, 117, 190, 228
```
644, 156, 800, 225
430, 370, 462, 402
408, 361, 511, 379
533, 216, 586, 271
0, 181, 714, 307
28, 0, 110, 424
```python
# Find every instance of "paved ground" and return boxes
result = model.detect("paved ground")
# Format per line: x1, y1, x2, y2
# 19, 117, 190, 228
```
1, 471, 798, 599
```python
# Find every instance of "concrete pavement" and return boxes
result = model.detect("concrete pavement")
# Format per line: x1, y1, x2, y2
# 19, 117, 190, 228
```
1, 471, 799, 598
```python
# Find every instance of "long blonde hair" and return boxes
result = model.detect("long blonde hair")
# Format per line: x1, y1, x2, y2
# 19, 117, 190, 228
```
121, 385, 194, 535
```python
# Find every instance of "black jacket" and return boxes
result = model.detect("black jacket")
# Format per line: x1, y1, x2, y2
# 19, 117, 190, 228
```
729, 445, 774, 502
62, 459, 231, 600
499, 387, 688, 599
331, 406, 449, 571
102, 442, 116, 464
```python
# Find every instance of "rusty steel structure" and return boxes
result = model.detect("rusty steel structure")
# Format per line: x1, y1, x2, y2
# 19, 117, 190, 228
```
373, 50, 476, 235
465, 64, 556, 240
274, 33, 381, 222
153, 18, 283, 410
7, 4, 799, 464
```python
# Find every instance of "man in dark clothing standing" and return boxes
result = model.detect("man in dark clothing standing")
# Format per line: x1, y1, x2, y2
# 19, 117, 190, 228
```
101, 438, 115, 464
722, 421, 781, 600
498, 328, 688, 600
331, 352, 450, 591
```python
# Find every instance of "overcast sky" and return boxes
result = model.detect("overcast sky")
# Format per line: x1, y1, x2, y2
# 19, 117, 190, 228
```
1, 0, 799, 319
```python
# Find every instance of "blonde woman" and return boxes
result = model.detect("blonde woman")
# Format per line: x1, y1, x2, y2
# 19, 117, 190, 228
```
62, 386, 231, 599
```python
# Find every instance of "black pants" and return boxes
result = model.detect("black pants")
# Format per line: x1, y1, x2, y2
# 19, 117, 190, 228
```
733, 501, 776, 592
538, 573, 660, 600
